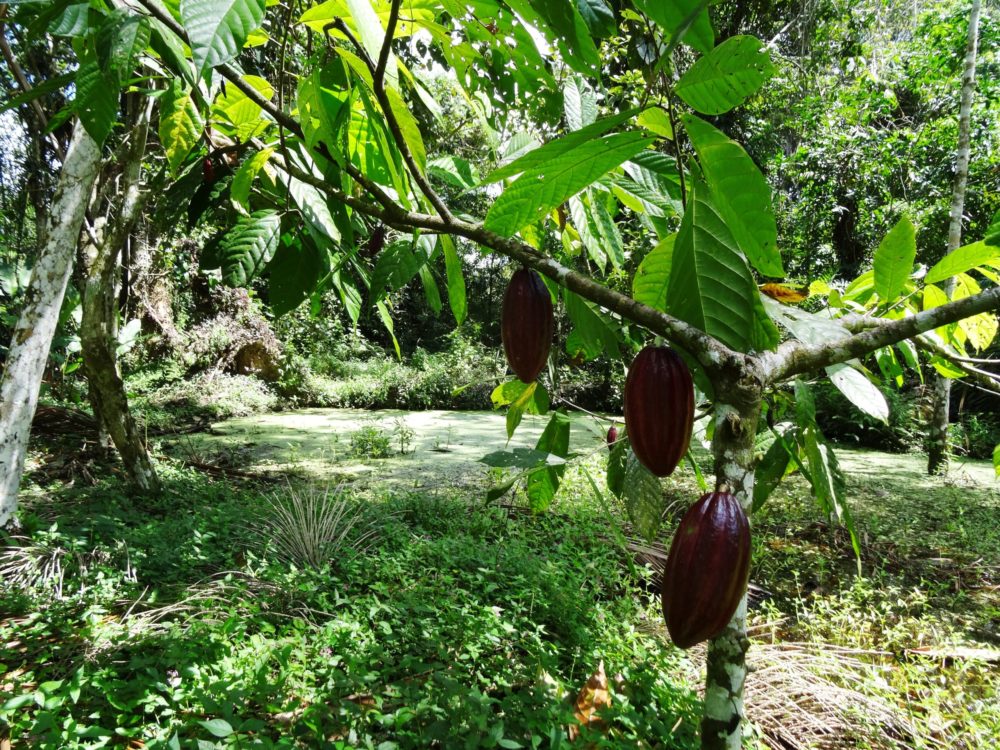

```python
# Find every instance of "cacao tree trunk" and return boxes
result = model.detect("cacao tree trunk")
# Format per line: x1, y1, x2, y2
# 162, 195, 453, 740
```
927, 0, 981, 475
0, 122, 102, 527
700, 386, 762, 750
80, 99, 160, 494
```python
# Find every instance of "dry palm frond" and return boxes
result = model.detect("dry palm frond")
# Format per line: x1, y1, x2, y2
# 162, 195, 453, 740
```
651, 625, 929, 750
0, 536, 83, 599
741, 641, 923, 750
254, 483, 381, 571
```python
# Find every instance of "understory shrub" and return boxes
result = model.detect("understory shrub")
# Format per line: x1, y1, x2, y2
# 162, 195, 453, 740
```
282, 331, 506, 411
950, 412, 1000, 459
129, 371, 279, 428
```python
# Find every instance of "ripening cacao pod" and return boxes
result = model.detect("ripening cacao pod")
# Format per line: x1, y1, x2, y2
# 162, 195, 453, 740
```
607, 425, 618, 451
623, 346, 694, 477
203, 157, 216, 183
661, 491, 751, 649
501, 267, 553, 383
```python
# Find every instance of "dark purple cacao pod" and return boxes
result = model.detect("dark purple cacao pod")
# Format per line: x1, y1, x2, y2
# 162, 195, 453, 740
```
203, 157, 216, 183
607, 425, 618, 451
501, 268, 553, 383
661, 491, 751, 649
623, 346, 694, 477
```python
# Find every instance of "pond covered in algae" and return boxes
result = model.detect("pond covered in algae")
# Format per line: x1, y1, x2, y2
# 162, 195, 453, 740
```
166, 408, 614, 489
166, 407, 998, 492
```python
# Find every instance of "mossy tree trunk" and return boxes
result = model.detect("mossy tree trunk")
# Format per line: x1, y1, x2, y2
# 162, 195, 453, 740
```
927, 0, 981, 475
0, 122, 102, 527
80, 97, 159, 494
700, 370, 763, 750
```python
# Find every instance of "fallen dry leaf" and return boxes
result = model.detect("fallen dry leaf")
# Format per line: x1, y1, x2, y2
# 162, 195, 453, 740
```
568, 660, 611, 741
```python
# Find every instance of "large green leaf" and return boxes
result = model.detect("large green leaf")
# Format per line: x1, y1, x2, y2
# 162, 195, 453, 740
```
440, 235, 467, 325
761, 296, 849, 347
345, 0, 398, 86
385, 86, 426, 171
428, 156, 479, 190
576, 0, 616, 37
159, 80, 203, 175
563, 75, 597, 131
149, 18, 195, 83
97, 12, 150, 80
526, 411, 571, 511
508, 0, 600, 74
214, 74, 273, 141
825, 363, 889, 422
298, 64, 352, 159
75, 37, 119, 146
873, 216, 916, 303
794, 380, 861, 561
564, 291, 618, 360
623, 451, 664, 541
683, 115, 784, 277
268, 236, 330, 316
994, 443, 1000, 478
51, 4, 91, 36
418, 262, 442, 314
482, 109, 640, 184
491, 379, 550, 439
752, 427, 796, 513
179, 0, 266, 77
0, 73, 74, 116
284, 173, 342, 243
676, 36, 774, 115
568, 191, 621, 271
924, 241, 1000, 284
369, 240, 422, 302
230, 147, 273, 210
633, 0, 713, 53
480, 448, 564, 469
666, 171, 780, 352
484, 131, 653, 237
220, 210, 281, 286
632, 234, 676, 311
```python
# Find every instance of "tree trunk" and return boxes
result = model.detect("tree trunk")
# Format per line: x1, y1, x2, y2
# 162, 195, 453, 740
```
927, 0, 981, 475
0, 122, 102, 527
701, 390, 762, 750
80, 98, 160, 494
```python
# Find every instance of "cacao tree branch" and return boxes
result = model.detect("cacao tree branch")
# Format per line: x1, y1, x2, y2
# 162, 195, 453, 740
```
910, 338, 1000, 396
374, 0, 401, 87
268, 149, 741, 371
763, 286, 1000, 382
128, 0, 741, 376
329, 3, 455, 221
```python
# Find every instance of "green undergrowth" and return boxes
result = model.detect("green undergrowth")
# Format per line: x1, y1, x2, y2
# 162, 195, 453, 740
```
5, 416, 1000, 749
1, 466, 701, 749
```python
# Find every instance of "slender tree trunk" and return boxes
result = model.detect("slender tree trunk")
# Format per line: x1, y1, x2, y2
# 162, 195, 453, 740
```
0, 122, 102, 527
928, 0, 981, 475
80, 100, 160, 494
700, 383, 762, 750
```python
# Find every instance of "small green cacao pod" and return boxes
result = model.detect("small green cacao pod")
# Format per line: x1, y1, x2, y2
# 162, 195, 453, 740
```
623, 345, 694, 477
501, 267, 553, 383
661, 491, 751, 649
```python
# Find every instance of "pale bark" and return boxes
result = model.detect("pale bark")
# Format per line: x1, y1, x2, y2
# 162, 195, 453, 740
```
0, 122, 102, 527
80, 99, 160, 493
928, 0, 981, 475
701, 373, 763, 750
